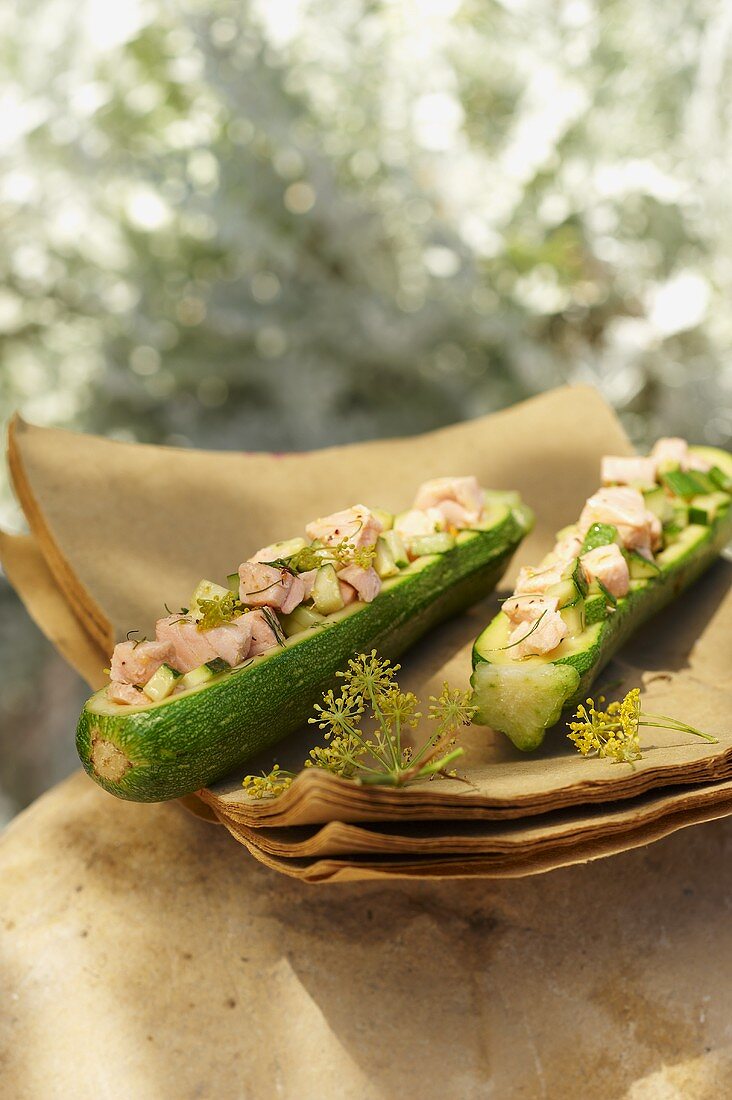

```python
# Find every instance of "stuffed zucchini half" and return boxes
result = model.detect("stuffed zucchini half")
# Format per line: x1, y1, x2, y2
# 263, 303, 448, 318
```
471, 440, 732, 751
78, 477, 533, 801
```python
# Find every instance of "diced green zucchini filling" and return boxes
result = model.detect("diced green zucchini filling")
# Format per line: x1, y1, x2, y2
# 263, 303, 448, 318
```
280, 605, 326, 637
688, 492, 729, 526
181, 664, 214, 689
545, 577, 581, 608
580, 522, 620, 553
584, 592, 608, 624
380, 529, 409, 567
190, 578, 231, 614
143, 664, 181, 702
661, 469, 711, 499
484, 489, 523, 508
596, 578, 618, 607
560, 602, 585, 635
180, 658, 230, 690
626, 551, 661, 580
374, 537, 399, 578
370, 507, 394, 532
709, 465, 732, 493
408, 532, 456, 556
643, 487, 675, 524
313, 564, 345, 614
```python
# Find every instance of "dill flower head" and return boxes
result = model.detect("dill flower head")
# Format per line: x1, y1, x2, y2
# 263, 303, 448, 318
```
243, 651, 471, 797
378, 689, 421, 729
349, 543, 377, 569
568, 691, 642, 763
429, 682, 477, 736
289, 545, 328, 573
196, 591, 243, 632
305, 732, 366, 777
242, 764, 293, 800
337, 650, 400, 700
309, 687, 364, 737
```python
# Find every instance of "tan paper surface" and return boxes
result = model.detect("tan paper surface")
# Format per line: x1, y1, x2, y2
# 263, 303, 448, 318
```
5, 771, 732, 1098
222, 776, 732, 861
4, 384, 732, 880
6, 384, 631, 647
218, 786, 732, 881
0, 531, 108, 689
201, 554, 732, 826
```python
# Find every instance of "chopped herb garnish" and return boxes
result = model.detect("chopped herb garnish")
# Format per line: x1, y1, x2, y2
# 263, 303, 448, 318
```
288, 538, 377, 575
195, 591, 244, 632
242, 651, 474, 798
597, 579, 617, 607
261, 606, 287, 647
491, 609, 548, 652
568, 688, 717, 764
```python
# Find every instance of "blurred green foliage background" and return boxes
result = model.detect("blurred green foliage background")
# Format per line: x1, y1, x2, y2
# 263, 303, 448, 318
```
2, 0, 731, 818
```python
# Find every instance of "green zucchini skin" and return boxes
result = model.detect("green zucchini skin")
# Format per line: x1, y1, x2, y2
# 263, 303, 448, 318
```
471, 446, 732, 752
77, 504, 532, 802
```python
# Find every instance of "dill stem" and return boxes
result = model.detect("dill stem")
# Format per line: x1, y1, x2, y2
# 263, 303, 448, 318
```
639, 718, 717, 743
341, 719, 391, 770
371, 690, 401, 771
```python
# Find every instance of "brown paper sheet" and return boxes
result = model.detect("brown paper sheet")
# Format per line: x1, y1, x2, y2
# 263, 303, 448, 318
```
6, 384, 631, 646
200, 555, 732, 825
4, 384, 732, 880
6, 770, 732, 1098
0, 531, 108, 689
221, 776, 732, 860
219, 778, 732, 881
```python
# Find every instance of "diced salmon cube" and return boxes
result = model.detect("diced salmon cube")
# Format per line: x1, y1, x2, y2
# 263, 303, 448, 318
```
579, 486, 647, 531
248, 609, 280, 656
337, 564, 382, 603
413, 476, 483, 523
108, 681, 148, 705
580, 544, 630, 598
433, 499, 478, 529
579, 486, 658, 556
110, 639, 175, 686
687, 452, 711, 473
601, 456, 657, 488
508, 610, 568, 658
502, 594, 559, 625
514, 561, 565, 596
652, 437, 687, 467
339, 581, 357, 606
550, 531, 584, 566
305, 505, 382, 550
238, 562, 305, 615
204, 615, 253, 667
651, 437, 710, 474
299, 569, 318, 600
394, 507, 444, 541
155, 615, 218, 673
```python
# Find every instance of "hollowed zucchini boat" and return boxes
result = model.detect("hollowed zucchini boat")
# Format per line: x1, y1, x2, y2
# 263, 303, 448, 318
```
77, 493, 532, 801
471, 445, 732, 751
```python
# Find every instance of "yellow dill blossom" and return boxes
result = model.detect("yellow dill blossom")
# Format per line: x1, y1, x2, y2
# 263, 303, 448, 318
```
348, 543, 377, 569
243, 651, 469, 796
429, 682, 476, 737
337, 649, 400, 700
196, 591, 244, 632
288, 538, 376, 575
379, 689, 421, 729
242, 764, 294, 799
568, 686, 716, 765
309, 688, 364, 737
305, 732, 366, 777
